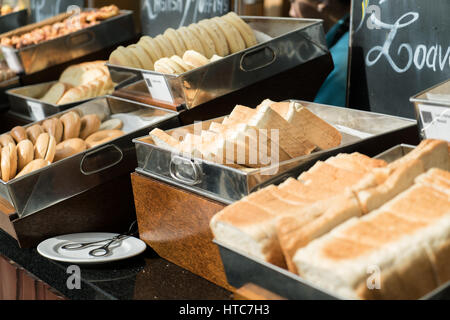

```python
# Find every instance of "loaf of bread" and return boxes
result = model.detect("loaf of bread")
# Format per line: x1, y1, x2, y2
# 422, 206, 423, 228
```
210, 139, 450, 278
109, 12, 256, 71
294, 168, 450, 300
37, 60, 114, 105
148, 99, 341, 168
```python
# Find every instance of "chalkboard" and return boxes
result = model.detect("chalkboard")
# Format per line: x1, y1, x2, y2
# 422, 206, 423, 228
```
29, 0, 84, 23
140, 0, 231, 37
348, 0, 450, 119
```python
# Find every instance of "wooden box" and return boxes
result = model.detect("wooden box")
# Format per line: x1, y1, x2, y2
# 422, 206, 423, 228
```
131, 172, 234, 291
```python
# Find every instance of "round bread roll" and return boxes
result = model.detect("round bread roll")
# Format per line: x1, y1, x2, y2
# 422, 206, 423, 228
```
129, 44, 154, 70
139, 36, 163, 63
188, 23, 216, 58
34, 133, 56, 162
198, 19, 229, 56
154, 58, 176, 74
85, 130, 124, 149
80, 114, 101, 140
26, 124, 44, 145
99, 119, 123, 131
170, 55, 194, 72
16, 159, 51, 179
10, 126, 27, 143
154, 35, 176, 57
176, 27, 205, 56
54, 138, 87, 162
182, 50, 210, 68
223, 12, 257, 48
0, 134, 15, 147
60, 111, 81, 140
1, 143, 17, 182
17, 139, 34, 171
109, 46, 131, 67
42, 118, 63, 143
163, 28, 186, 56
211, 17, 245, 54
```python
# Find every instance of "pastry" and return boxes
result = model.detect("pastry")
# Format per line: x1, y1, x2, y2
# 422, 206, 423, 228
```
60, 111, 81, 140
85, 130, 124, 149
198, 19, 229, 56
54, 138, 87, 162
34, 133, 56, 162
26, 124, 44, 144
211, 17, 245, 54
42, 118, 64, 143
99, 119, 123, 131
0, 134, 15, 147
10, 126, 27, 143
17, 139, 34, 171
182, 50, 210, 68
1, 143, 17, 182
79, 114, 101, 140
176, 27, 205, 56
15, 159, 51, 179
163, 28, 186, 56
187, 23, 216, 58
222, 12, 257, 48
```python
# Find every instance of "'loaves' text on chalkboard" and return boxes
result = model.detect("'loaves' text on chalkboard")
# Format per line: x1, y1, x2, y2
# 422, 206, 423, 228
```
348, 0, 450, 118
140, 0, 230, 37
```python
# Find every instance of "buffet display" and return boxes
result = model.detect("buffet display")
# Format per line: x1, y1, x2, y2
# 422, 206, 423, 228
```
0, 4, 448, 302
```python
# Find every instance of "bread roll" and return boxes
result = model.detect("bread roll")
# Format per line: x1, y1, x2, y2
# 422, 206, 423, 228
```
16, 159, 51, 179
223, 12, 257, 48
79, 114, 101, 140
163, 28, 186, 56
0, 134, 15, 147
198, 20, 229, 56
11, 126, 27, 143
42, 118, 63, 143
187, 24, 216, 58
26, 124, 44, 144
54, 138, 87, 162
34, 133, 56, 162
60, 111, 81, 140
211, 17, 245, 54
0, 143, 17, 182
17, 139, 34, 171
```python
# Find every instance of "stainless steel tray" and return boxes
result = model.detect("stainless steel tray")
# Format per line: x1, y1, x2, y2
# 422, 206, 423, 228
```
1, 10, 136, 74
0, 96, 180, 218
7, 81, 97, 121
133, 101, 416, 204
107, 16, 329, 109
215, 143, 450, 300
0, 9, 28, 34
410, 79, 450, 141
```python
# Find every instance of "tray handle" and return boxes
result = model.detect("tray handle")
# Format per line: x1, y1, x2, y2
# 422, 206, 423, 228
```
240, 45, 277, 72
169, 155, 202, 186
65, 29, 95, 49
80, 144, 123, 176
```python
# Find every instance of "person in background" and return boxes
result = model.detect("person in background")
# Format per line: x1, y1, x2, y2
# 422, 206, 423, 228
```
289, 0, 350, 107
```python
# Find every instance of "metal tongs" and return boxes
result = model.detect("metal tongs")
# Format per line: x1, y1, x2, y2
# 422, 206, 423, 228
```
61, 221, 138, 257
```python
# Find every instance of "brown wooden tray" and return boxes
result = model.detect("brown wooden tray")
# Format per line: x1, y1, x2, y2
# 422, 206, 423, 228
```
131, 172, 234, 291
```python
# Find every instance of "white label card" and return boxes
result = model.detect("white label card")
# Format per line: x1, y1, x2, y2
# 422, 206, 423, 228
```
2, 48, 23, 73
28, 101, 46, 121
418, 104, 450, 141
142, 73, 174, 104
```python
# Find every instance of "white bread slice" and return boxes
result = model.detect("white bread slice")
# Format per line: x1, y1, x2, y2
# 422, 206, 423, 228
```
40, 82, 70, 104
149, 128, 181, 153
293, 175, 450, 299
248, 102, 316, 158
56, 87, 84, 105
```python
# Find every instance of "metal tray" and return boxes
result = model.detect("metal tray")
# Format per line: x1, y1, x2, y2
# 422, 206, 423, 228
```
7, 81, 97, 121
107, 16, 329, 109
410, 79, 450, 141
215, 143, 450, 300
0, 10, 136, 74
0, 9, 28, 34
133, 101, 416, 204
0, 96, 180, 218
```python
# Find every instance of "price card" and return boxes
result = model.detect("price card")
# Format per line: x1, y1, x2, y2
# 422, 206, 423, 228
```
28, 101, 46, 121
2, 48, 23, 74
142, 73, 174, 104
418, 104, 450, 141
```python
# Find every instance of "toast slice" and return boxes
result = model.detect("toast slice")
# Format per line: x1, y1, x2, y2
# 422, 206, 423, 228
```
40, 82, 70, 105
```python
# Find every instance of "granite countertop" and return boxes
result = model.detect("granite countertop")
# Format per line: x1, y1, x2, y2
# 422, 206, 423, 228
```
0, 230, 232, 300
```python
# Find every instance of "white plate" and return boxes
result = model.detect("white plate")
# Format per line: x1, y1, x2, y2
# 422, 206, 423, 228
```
37, 233, 147, 264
